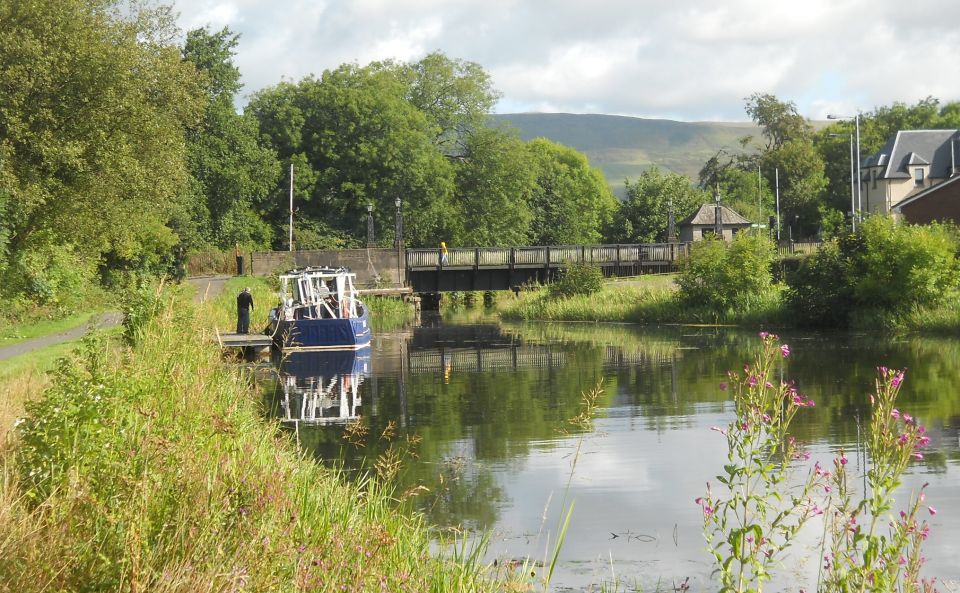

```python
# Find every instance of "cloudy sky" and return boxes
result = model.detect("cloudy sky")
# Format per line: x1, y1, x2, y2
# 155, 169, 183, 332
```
172, 0, 960, 122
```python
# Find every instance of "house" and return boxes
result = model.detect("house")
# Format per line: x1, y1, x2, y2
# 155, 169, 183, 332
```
892, 174, 960, 225
678, 203, 752, 241
861, 129, 960, 215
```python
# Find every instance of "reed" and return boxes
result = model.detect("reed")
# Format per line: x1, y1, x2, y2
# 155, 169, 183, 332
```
0, 287, 520, 592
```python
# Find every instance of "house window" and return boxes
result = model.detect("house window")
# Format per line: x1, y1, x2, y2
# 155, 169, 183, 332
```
701, 228, 714, 239
915, 168, 924, 186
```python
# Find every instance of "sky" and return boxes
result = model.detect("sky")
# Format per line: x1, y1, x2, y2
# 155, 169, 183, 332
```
172, 0, 960, 122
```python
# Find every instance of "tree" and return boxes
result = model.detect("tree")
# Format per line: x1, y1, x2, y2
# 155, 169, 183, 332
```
181, 26, 281, 249
761, 139, 827, 234
0, 0, 204, 292
526, 139, 618, 245
405, 52, 500, 156
248, 65, 457, 248
617, 168, 705, 243
452, 127, 536, 246
744, 93, 812, 151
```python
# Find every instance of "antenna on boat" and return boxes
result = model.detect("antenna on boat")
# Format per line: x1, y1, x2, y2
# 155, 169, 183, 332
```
289, 163, 294, 252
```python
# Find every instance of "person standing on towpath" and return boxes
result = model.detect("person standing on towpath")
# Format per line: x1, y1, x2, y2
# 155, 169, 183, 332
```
236, 287, 254, 334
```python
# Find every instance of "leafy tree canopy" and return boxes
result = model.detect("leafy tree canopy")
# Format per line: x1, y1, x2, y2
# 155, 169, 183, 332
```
0, 0, 204, 293
616, 167, 705, 243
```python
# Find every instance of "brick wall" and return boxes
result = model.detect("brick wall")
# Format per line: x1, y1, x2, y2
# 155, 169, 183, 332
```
249, 248, 404, 288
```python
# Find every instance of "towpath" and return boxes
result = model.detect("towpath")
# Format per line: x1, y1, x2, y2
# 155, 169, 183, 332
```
0, 275, 233, 362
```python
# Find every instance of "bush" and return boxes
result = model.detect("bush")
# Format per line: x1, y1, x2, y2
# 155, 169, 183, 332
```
787, 217, 960, 327
786, 240, 855, 327
676, 233, 776, 314
1, 240, 98, 308
548, 262, 604, 299
855, 217, 958, 311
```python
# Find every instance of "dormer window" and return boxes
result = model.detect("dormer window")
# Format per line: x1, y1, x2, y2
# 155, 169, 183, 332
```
915, 168, 924, 186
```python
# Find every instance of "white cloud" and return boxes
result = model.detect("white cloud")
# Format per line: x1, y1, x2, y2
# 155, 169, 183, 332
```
171, 0, 960, 121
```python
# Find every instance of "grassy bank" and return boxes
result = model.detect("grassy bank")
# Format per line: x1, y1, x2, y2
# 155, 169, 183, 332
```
499, 276, 787, 327
498, 275, 960, 333
0, 287, 518, 591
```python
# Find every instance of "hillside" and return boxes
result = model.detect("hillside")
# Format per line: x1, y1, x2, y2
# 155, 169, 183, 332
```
490, 113, 759, 192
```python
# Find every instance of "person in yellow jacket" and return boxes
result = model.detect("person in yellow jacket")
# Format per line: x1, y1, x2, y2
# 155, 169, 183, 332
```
440, 241, 449, 266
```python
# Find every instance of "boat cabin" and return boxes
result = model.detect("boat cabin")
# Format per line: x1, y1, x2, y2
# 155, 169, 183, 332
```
278, 267, 365, 321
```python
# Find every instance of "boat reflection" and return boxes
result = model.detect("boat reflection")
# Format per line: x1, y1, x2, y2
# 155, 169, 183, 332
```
275, 350, 371, 424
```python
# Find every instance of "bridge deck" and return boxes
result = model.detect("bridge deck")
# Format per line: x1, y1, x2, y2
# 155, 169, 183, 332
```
405, 243, 688, 271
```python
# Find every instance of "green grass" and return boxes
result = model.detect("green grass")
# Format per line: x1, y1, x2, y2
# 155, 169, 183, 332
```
498, 278, 791, 328
0, 289, 522, 591
0, 311, 98, 347
0, 342, 79, 382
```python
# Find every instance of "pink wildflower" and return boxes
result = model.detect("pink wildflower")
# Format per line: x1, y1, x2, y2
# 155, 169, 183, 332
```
780, 344, 790, 358
892, 372, 904, 387
913, 452, 924, 460
891, 409, 901, 419
719, 382, 727, 391
928, 506, 937, 516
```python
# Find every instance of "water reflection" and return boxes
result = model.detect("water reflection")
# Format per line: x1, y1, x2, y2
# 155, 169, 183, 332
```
263, 318, 960, 592
275, 351, 371, 424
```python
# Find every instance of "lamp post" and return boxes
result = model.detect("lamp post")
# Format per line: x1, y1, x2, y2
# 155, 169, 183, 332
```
394, 198, 403, 249
714, 186, 722, 237
667, 195, 676, 242
366, 204, 375, 248
827, 113, 861, 227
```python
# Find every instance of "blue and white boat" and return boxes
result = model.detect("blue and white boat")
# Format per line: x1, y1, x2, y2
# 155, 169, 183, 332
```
273, 350, 372, 424
271, 267, 371, 351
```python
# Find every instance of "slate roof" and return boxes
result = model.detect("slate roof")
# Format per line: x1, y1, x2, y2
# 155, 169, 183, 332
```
679, 203, 752, 226
862, 130, 959, 180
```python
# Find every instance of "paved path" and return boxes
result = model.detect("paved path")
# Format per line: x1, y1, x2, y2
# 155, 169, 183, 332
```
188, 275, 231, 304
0, 312, 124, 362
0, 276, 234, 363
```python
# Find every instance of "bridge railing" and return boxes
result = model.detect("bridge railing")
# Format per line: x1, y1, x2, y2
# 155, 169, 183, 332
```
406, 243, 691, 270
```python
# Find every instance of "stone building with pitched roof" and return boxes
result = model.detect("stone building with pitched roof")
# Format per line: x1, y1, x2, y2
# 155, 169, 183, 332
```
861, 129, 960, 215
678, 203, 752, 241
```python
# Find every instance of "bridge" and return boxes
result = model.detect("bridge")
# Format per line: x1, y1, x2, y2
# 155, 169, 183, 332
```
247, 241, 818, 294
405, 243, 687, 292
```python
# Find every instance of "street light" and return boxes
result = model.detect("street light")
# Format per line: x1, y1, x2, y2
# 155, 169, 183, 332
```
828, 132, 857, 233
394, 198, 403, 249
827, 113, 861, 227
366, 203, 375, 248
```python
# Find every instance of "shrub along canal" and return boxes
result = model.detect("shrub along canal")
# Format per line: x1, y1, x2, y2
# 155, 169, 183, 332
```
264, 314, 960, 591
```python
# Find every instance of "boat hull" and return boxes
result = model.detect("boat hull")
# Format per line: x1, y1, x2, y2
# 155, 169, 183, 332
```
276, 311, 371, 351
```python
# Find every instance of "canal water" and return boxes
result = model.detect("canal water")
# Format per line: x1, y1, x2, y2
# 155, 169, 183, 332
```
265, 314, 960, 592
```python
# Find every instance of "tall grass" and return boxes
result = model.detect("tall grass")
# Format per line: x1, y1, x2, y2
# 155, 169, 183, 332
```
365, 296, 416, 331
0, 288, 519, 592
498, 281, 791, 327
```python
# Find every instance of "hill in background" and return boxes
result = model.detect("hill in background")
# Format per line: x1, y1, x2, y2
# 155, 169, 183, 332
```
490, 113, 759, 193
